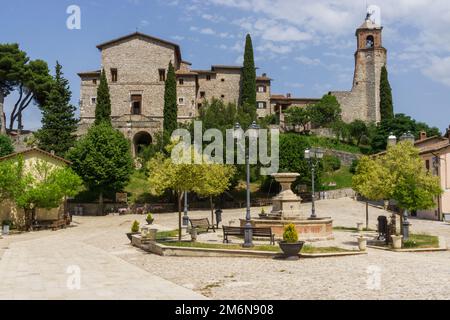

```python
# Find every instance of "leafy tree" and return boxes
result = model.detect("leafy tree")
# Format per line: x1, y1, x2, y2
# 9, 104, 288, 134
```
94, 69, 112, 125
35, 62, 78, 157
0, 134, 13, 156
67, 122, 134, 214
353, 142, 443, 234
0, 44, 29, 134
284, 106, 311, 132
197, 98, 237, 133
381, 142, 442, 213
308, 94, 342, 128
380, 66, 394, 121
241, 34, 257, 119
0, 158, 82, 230
331, 120, 350, 142
278, 133, 322, 190
148, 144, 235, 240
348, 120, 369, 146
163, 61, 178, 141
371, 113, 441, 153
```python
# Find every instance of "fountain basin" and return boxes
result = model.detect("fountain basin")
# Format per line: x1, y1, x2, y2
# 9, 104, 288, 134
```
240, 218, 334, 242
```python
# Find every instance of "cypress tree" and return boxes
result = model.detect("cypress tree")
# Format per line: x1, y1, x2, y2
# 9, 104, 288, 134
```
380, 65, 394, 121
241, 34, 257, 119
163, 61, 177, 140
95, 69, 111, 125
36, 62, 78, 157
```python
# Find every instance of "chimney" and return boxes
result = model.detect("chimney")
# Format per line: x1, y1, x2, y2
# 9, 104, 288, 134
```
419, 131, 427, 141
446, 125, 450, 139
262, 73, 267, 77
286, 93, 292, 98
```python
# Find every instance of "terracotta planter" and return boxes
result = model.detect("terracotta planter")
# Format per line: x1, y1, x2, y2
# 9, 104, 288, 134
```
358, 236, 367, 251
391, 235, 403, 249
279, 241, 305, 257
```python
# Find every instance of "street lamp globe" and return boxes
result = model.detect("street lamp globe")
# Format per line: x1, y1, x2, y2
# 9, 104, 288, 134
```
304, 149, 311, 160
387, 132, 397, 147
233, 122, 243, 140
248, 121, 260, 139
316, 148, 324, 159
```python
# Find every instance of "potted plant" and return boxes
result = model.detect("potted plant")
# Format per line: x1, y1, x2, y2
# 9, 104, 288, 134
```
146, 213, 154, 225
259, 208, 267, 218
358, 235, 367, 251
126, 220, 140, 241
2, 220, 12, 235
279, 223, 304, 259
391, 233, 403, 249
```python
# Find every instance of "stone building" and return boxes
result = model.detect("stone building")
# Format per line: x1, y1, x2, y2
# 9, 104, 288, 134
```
78, 32, 275, 155
78, 16, 386, 154
330, 17, 387, 123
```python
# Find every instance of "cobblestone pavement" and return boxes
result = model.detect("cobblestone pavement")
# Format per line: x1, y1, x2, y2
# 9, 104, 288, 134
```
1, 198, 449, 300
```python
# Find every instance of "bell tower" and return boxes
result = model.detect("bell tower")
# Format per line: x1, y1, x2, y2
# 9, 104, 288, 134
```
351, 15, 387, 123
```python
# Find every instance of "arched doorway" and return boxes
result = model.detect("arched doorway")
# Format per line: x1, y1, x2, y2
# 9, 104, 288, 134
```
133, 131, 152, 156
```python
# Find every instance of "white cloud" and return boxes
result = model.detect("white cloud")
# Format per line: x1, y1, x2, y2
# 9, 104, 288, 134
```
295, 55, 321, 66
423, 56, 450, 87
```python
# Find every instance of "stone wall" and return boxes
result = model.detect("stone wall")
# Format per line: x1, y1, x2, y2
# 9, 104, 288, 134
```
325, 149, 361, 166
316, 188, 356, 200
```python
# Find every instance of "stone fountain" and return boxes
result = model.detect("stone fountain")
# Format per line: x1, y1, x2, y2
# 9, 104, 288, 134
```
240, 173, 334, 241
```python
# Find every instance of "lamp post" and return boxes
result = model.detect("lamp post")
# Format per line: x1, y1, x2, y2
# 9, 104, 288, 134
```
182, 191, 189, 228
304, 148, 324, 219
234, 121, 260, 248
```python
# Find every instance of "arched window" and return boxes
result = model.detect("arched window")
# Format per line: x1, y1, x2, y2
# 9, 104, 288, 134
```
366, 35, 374, 48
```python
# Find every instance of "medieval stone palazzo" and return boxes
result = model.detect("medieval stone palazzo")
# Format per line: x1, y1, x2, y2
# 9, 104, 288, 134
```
78, 16, 386, 155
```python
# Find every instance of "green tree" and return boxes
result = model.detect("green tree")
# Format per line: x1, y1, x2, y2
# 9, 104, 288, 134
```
353, 142, 443, 234
371, 113, 441, 153
331, 120, 350, 142
67, 123, 134, 214
380, 66, 394, 121
241, 34, 257, 119
95, 69, 112, 125
0, 134, 14, 156
308, 94, 342, 128
0, 44, 28, 134
348, 120, 369, 146
0, 158, 82, 230
35, 62, 78, 157
9, 59, 53, 131
284, 106, 311, 132
148, 144, 235, 240
163, 61, 178, 141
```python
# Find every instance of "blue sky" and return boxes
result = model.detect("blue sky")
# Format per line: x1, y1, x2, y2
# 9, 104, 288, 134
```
1, 0, 449, 132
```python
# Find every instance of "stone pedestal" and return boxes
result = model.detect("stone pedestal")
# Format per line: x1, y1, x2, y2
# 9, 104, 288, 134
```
269, 173, 306, 220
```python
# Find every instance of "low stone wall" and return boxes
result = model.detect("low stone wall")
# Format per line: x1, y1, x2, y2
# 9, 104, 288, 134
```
317, 188, 356, 200
325, 149, 361, 166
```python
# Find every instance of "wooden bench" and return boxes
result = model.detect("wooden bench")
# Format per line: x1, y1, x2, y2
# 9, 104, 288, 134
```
222, 226, 275, 245
189, 218, 216, 233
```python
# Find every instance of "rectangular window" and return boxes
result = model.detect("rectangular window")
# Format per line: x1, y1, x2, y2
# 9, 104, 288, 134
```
200, 91, 206, 98
257, 85, 266, 93
90, 97, 97, 105
206, 75, 211, 81
159, 69, 166, 82
178, 97, 185, 105
131, 94, 142, 115
426, 160, 430, 172
111, 68, 118, 82
257, 101, 267, 109
179, 78, 184, 85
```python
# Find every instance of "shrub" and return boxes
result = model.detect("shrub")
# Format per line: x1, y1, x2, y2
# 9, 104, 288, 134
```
283, 223, 299, 243
131, 220, 140, 233
2, 220, 13, 227
146, 213, 153, 221
323, 155, 341, 172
